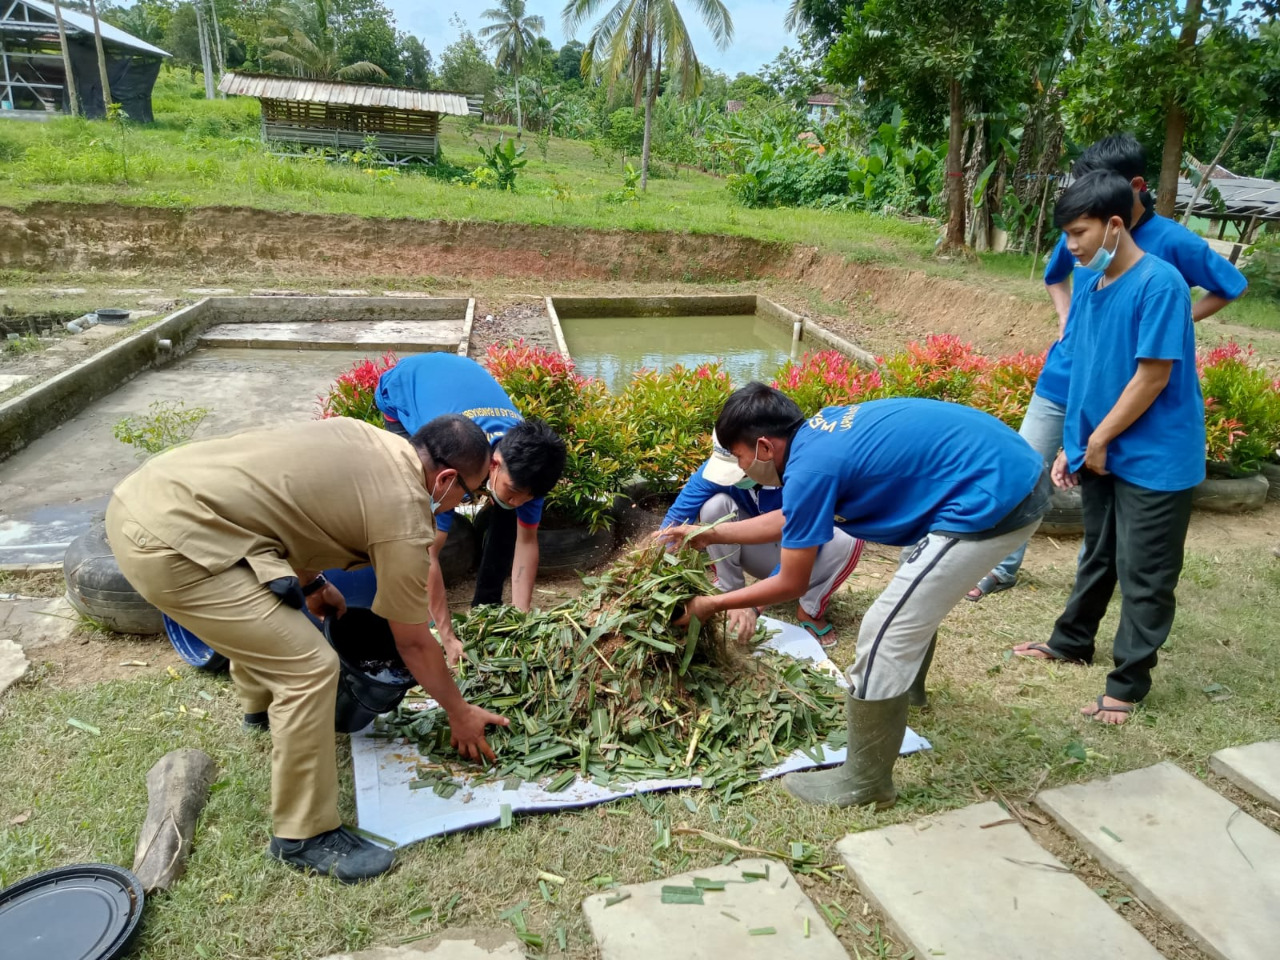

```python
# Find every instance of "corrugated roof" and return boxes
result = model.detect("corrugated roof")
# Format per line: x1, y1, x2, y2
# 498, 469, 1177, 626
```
219, 72, 471, 116
16, 0, 170, 58
1175, 175, 1280, 222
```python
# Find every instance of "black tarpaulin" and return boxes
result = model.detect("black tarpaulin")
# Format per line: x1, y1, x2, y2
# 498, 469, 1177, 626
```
66, 39, 162, 123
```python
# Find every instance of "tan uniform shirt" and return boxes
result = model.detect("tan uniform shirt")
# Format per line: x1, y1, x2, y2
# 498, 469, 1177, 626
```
112, 417, 436, 624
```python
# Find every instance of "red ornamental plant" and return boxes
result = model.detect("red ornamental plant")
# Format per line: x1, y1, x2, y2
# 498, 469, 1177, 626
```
970, 350, 1044, 430
878, 334, 992, 404
772, 350, 884, 414
317, 352, 398, 425
619, 363, 735, 493
1197, 340, 1280, 474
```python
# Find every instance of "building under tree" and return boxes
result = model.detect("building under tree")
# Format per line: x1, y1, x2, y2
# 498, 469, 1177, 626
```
0, 0, 170, 121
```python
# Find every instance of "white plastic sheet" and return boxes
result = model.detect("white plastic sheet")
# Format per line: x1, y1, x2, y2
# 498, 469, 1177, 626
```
350, 617, 931, 846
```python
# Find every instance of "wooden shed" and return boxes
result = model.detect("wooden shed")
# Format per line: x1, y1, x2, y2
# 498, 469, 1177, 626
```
218, 71, 473, 164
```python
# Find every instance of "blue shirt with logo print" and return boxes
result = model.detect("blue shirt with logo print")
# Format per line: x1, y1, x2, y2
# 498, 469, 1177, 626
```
375, 352, 543, 531
780, 398, 1044, 549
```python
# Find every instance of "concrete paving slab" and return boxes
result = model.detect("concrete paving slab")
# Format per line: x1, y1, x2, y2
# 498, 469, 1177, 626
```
184, 287, 235, 295
316, 928, 523, 960
1038, 761, 1280, 960
33, 288, 87, 296
138, 297, 180, 309
0, 374, 31, 391
2, 596, 80, 650
199, 320, 464, 351
0, 633, 28, 698
0, 348, 381, 558
251, 288, 306, 297
1210, 741, 1280, 811
839, 802, 1162, 960
382, 291, 437, 298
110, 288, 163, 295
328, 289, 371, 296
582, 858, 843, 960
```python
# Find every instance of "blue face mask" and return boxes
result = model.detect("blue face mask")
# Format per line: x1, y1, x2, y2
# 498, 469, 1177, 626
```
733, 477, 758, 489
1082, 223, 1117, 273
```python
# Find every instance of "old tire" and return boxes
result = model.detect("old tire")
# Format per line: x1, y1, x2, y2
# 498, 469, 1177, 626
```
1038, 486, 1084, 535
63, 518, 164, 636
1260, 461, 1280, 502
537, 518, 616, 575
1191, 473, 1270, 513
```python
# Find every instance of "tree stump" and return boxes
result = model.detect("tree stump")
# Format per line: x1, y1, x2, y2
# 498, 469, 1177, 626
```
131, 748, 218, 893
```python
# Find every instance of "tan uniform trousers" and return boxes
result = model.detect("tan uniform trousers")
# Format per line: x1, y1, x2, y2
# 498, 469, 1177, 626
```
106, 496, 341, 841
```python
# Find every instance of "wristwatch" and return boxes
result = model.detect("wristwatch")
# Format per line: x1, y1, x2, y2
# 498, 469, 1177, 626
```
302, 574, 328, 596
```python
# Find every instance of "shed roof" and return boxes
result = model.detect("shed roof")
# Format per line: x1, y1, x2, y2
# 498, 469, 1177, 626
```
1175, 175, 1280, 222
11, 0, 170, 57
218, 72, 471, 116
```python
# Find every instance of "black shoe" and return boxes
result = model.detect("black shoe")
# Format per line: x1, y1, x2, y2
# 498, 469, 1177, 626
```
268, 826, 395, 883
243, 711, 270, 732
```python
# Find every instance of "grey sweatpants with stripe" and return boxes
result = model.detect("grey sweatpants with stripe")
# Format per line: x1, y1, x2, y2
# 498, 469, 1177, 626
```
849, 521, 1041, 700
699, 493, 863, 620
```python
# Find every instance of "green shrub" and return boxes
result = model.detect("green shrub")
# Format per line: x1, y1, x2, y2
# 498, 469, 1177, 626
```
1241, 234, 1280, 303
113, 400, 209, 457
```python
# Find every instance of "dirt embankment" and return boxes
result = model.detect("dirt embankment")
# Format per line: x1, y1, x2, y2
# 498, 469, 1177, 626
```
0, 202, 1055, 353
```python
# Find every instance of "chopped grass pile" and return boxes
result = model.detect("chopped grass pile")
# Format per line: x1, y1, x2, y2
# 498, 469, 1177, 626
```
382, 543, 846, 798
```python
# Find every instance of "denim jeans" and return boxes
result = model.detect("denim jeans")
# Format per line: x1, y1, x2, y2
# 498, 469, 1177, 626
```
990, 392, 1067, 584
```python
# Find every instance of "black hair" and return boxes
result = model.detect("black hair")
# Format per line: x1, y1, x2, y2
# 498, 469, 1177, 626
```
1072, 133, 1147, 182
714, 382, 805, 449
497, 419, 567, 498
1053, 170, 1135, 230
411, 414, 490, 478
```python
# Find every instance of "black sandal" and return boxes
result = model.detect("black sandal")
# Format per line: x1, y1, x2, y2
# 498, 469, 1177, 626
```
966, 574, 1015, 602
1014, 643, 1087, 665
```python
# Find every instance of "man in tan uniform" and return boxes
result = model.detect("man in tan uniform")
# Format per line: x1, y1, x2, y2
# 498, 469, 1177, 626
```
106, 413, 507, 882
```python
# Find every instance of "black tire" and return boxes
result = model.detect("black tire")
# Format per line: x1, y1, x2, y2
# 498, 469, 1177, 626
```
537, 518, 616, 574
1038, 486, 1084, 536
438, 514, 478, 586
63, 518, 164, 636
1192, 473, 1270, 513
1260, 462, 1280, 503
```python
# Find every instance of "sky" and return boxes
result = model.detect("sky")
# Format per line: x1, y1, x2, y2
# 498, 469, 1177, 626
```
390, 1, 801, 78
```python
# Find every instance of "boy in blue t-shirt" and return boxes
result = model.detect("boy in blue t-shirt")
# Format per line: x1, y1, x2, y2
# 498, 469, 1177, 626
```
1013, 171, 1205, 724
668, 385, 1049, 809
968, 133, 1245, 601
376, 353, 566, 664
658, 433, 864, 648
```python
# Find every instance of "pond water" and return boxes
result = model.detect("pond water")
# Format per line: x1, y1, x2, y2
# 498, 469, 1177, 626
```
559, 314, 796, 393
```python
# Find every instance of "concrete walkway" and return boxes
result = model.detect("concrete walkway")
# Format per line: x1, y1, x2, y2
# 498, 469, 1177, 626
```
579, 748, 1280, 960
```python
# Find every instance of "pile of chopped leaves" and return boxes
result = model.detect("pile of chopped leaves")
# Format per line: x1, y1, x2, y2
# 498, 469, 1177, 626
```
379, 542, 847, 799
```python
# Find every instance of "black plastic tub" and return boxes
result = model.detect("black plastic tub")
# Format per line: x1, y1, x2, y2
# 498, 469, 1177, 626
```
324, 607, 416, 733
95, 308, 131, 324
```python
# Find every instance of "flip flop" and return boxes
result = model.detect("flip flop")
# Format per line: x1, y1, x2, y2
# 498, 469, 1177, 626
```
1085, 694, 1135, 723
1014, 643, 1087, 665
798, 619, 838, 649
966, 574, 1015, 602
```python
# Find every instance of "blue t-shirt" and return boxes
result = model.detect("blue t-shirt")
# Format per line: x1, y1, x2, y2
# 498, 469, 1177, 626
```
375, 353, 544, 530
1062, 255, 1205, 492
662, 462, 782, 527
780, 399, 1044, 548
1036, 214, 1248, 406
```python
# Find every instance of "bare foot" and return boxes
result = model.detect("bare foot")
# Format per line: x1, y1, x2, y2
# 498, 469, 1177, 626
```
797, 605, 837, 647
1081, 694, 1134, 725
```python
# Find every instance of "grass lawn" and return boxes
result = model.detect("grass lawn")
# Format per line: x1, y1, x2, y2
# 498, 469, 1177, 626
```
1, 537, 1277, 959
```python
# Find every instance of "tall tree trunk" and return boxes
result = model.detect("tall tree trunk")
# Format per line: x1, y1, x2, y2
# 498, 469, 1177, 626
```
1156, 0, 1203, 217
87, 0, 111, 115
194, 0, 215, 100
640, 61, 658, 192
943, 77, 966, 251
515, 69, 523, 136
51, 0, 78, 116
1181, 110, 1247, 225
209, 0, 226, 97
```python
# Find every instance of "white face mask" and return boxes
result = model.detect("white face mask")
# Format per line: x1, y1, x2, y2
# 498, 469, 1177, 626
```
743, 439, 782, 487
429, 475, 455, 515
487, 478, 517, 510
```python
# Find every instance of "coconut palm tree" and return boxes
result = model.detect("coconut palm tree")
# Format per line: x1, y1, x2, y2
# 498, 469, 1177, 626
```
479, 0, 545, 136
50, 0, 79, 116
563, 0, 732, 190
263, 0, 388, 81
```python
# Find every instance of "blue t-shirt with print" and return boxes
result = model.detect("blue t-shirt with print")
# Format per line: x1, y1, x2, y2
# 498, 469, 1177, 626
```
662, 462, 782, 527
780, 399, 1044, 549
375, 353, 544, 531
1036, 214, 1248, 406
1062, 255, 1205, 492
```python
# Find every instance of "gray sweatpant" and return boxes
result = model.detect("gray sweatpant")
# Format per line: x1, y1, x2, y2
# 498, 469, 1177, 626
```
699, 493, 863, 620
848, 521, 1041, 701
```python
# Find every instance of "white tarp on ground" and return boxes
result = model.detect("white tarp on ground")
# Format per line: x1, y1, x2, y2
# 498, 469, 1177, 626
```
351, 617, 931, 847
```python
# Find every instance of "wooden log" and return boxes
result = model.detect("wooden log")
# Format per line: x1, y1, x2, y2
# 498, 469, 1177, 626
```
131, 748, 218, 893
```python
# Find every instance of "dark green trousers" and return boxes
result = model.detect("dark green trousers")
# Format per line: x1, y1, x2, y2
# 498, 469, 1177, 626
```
1048, 472, 1194, 703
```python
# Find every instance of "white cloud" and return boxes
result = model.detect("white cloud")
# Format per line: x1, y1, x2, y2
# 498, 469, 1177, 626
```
391, 0, 798, 78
